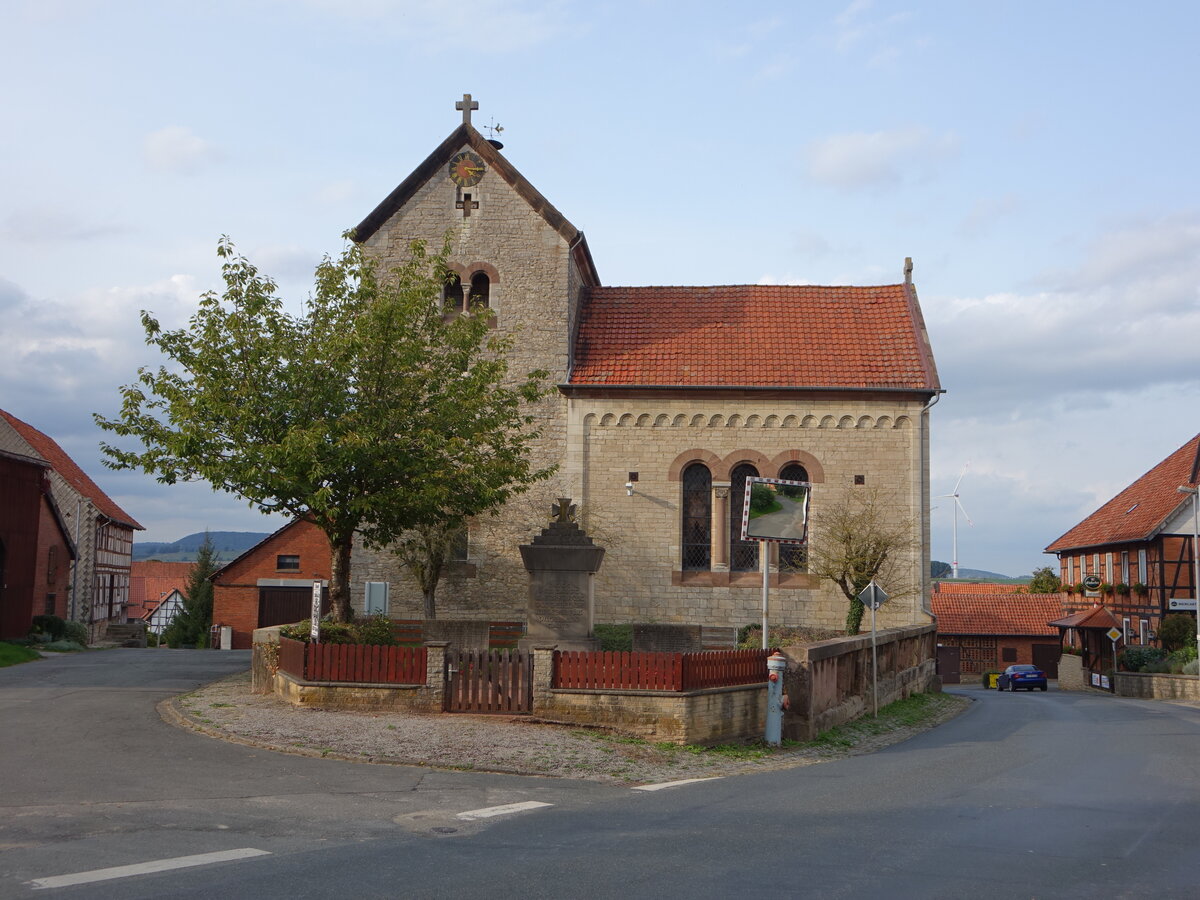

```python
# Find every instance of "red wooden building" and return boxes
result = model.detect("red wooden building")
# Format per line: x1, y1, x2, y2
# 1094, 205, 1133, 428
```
1045, 433, 1200, 646
0, 449, 76, 639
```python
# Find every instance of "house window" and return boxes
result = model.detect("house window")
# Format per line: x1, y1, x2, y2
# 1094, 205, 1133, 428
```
443, 273, 465, 312
1138, 548, 1147, 584
1121, 551, 1130, 585
276, 554, 300, 571
47, 545, 58, 581
1140, 619, 1147, 644
1123, 617, 1130, 643
778, 462, 809, 573
44, 593, 56, 616
1105, 552, 1113, 581
729, 463, 760, 572
1001, 647, 1017, 663
364, 582, 390, 615
681, 463, 712, 570
469, 272, 490, 309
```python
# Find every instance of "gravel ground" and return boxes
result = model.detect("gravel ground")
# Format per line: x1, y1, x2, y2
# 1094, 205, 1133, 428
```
163, 672, 970, 785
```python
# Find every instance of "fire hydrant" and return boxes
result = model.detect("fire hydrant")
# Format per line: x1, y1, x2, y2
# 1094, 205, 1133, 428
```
765, 652, 788, 746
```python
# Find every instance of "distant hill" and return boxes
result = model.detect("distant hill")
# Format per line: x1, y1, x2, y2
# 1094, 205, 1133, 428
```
936, 567, 1020, 582
133, 531, 271, 563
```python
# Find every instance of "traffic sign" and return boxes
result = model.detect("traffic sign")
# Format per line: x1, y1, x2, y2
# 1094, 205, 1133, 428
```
857, 581, 889, 610
1106, 627, 1122, 643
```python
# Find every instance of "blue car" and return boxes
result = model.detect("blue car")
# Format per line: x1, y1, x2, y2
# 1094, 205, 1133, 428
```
1001, 664, 1047, 691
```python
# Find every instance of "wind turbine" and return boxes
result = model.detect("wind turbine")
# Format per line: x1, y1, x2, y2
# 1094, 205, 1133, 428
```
938, 464, 974, 579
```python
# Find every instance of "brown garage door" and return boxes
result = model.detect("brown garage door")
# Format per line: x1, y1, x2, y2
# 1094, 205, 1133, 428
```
1032, 643, 1059, 678
258, 586, 329, 628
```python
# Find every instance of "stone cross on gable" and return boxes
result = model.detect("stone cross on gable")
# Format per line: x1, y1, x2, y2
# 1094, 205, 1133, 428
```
456, 192, 479, 218
456, 93, 479, 125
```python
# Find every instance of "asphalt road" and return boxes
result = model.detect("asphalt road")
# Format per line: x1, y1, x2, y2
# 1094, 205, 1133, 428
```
1, 650, 1198, 898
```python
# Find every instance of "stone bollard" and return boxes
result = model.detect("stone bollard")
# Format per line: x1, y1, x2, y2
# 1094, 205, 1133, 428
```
531, 645, 557, 715
422, 641, 450, 712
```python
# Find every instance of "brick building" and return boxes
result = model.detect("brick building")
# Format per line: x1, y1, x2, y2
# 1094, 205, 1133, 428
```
931, 584, 1064, 683
1045, 433, 1200, 646
0, 410, 142, 641
211, 519, 331, 649
349, 96, 942, 633
0, 449, 76, 639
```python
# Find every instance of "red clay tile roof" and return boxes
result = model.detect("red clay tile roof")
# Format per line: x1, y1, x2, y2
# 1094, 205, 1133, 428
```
932, 592, 1065, 636
129, 561, 193, 618
932, 582, 1025, 595
569, 284, 940, 390
1045, 433, 1200, 553
0, 410, 142, 530
1048, 605, 1120, 630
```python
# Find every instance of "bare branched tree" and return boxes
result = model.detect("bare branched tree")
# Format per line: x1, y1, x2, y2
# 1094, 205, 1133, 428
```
807, 487, 918, 634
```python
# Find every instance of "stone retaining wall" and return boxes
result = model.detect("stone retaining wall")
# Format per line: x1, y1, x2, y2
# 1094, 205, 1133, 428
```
1056, 654, 1086, 691
1114, 671, 1200, 702
779, 623, 938, 741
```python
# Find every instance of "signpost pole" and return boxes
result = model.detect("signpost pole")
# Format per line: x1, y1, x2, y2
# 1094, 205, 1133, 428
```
761, 542, 769, 650
310, 580, 322, 644
870, 584, 879, 717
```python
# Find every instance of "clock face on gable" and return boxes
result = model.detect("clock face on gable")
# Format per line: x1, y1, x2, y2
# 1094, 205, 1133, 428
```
448, 151, 486, 187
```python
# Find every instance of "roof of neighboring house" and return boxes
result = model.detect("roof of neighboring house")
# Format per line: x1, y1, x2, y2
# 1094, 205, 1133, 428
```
932, 582, 1026, 595
129, 561, 193, 618
932, 592, 1065, 637
569, 284, 940, 391
1046, 433, 1200, 553
0, 410, 143, 530
143, 588, 184, 620
1048, 604, 1120, 630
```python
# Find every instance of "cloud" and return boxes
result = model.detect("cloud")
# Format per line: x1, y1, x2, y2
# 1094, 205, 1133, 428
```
1, 207, 131, 243
930, 213, 1200, 401
832, 0, 916, 63
804, 127, 959, 190
144, 126, 223, 174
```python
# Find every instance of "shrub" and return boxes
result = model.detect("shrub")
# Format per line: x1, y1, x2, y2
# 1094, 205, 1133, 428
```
1184, 659, 1199, 676
1119, 646, 1166, 672
1158, 614, 1195, 651
146, 632, 160, 647
41, 640, 86, 652
1167, 646, 1197, 673
594, 624, 632, 652
1098, 582, 1113, 595
30, 615, 67, 641
1115, 582, 1130, 596
1073, 582, 1086, 595
1132, 582, 1148, 596
63, 620, 88, 646
354, 615, 399, 646
1143, 659, 1172, 674
1061, 644, 1082, 656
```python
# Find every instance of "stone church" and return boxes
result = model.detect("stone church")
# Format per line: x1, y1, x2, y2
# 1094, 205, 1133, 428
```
351, 96, 942, 633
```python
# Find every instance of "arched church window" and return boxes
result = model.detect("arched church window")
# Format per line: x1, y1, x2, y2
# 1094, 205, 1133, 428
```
681, 463, 712, 570
778, 462, 809, 573
443, 273, 464, 312
469, 272, 490, 309
730, 463, 760, 572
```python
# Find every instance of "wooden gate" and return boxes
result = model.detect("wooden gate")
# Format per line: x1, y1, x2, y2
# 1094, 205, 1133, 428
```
444, 648, 532, 714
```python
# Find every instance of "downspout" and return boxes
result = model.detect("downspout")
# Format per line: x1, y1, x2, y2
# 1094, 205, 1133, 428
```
917, 392, 941, 623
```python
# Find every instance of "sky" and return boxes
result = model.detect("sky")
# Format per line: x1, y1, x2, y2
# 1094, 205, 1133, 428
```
2, 0, 1198, 578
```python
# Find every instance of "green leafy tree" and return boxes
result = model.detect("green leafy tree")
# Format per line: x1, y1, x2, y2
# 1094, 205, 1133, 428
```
97, 235, 554, 621
163, 532, 220, 647
1158, 613, 1196, 652
807, 488, 917, 635
931, 560, 952, 579
1026, 566, 1062, 593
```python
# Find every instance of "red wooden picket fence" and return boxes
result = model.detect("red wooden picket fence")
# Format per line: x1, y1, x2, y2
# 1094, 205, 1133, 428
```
553, 649, 770, 692
277, 636, 427, 684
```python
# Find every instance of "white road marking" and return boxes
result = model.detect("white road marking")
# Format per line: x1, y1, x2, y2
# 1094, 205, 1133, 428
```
456, 801, 553, 820
28, 848, 271, 890
632, 777, 724, 792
